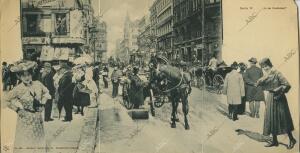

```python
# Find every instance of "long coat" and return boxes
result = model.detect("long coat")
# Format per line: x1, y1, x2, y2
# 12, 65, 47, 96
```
223, 70, 245, 105
40, 71, 55, 97
58, 71, 74, 105
244, 65, 265, 101
257, 69, 294, 136
129, 74, 144, 106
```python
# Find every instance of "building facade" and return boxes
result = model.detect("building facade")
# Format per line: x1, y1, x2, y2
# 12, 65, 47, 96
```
117, 13, 139, 63
21, 0, 95, 62
137, 15, 153, 65
155, 0, 173, 59
93, 17, 107, 62
173, 0, 222, 64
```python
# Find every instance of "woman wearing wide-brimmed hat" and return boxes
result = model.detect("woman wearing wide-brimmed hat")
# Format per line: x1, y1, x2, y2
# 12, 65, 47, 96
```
5, 60, 51, 153
256, 58, 296, 149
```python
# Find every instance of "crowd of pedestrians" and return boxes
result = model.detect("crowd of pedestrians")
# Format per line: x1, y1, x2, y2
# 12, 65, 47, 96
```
2, 59, 110, 152
222, 57, 296, 149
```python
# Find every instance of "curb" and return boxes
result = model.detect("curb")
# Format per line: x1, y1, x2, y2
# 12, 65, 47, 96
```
76, 107, 99, 153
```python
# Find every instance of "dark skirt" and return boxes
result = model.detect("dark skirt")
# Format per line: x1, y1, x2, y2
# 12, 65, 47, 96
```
263, 92, 294, 136
73, 86, 91, 107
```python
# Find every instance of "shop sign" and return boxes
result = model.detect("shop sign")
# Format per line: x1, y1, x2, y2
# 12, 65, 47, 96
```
52, 37, 85, 44
40, 46, 72, 61
22, 37, 50, 44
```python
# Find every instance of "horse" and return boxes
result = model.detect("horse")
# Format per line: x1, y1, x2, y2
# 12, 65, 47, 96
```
150, 63, 192, 130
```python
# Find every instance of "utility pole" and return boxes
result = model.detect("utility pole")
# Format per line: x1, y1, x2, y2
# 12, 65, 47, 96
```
201, 0, 205, 66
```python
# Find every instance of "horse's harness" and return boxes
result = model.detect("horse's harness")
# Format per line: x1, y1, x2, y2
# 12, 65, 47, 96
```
154, 65, 188, 93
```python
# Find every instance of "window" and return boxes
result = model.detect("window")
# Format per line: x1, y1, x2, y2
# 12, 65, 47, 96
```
55, 13, 67, 35
26, 14, 38, 34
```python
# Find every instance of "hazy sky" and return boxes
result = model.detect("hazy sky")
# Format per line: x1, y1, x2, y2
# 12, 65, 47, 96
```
92, 0, 153, 56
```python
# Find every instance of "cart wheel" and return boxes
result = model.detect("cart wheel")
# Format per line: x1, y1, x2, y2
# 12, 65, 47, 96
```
197, 76, 205, 90
213, 75, 224, 94
154, 96, 165, 108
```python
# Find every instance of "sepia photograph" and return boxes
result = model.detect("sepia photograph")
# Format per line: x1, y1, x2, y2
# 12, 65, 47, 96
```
1, 0, 299, 153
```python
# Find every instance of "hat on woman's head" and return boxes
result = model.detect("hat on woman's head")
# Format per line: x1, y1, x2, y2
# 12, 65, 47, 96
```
259, 58, 273, 67
10, 60, 37, 72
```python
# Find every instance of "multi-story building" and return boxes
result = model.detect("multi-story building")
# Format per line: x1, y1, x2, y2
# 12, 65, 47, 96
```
92, 17, 107, 62
117, 13, 139, 62
137, 14, 153, 65
173, 0, 222, 64
155, 0, 173, 59
21, 0, 94, 62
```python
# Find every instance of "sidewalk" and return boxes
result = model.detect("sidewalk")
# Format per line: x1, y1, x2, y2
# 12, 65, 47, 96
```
1, 90, 99, 153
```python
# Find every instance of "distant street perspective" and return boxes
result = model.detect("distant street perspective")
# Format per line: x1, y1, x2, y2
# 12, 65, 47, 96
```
1, 0, 299, 153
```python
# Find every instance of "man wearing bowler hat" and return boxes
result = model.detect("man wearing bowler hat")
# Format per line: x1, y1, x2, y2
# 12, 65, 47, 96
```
244, 57, 265, 118
57, 62, 74, 122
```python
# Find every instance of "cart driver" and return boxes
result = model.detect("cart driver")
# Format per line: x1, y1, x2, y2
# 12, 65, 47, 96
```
207, 54, 219, 86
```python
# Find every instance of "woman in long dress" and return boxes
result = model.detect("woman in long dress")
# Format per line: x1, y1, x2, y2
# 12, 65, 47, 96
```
5, 60, 51, 153
256, 58, 296, 149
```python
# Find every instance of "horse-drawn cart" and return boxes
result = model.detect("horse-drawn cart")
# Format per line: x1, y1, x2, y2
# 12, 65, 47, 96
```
120, 71, 169, 110
190, 65, 232, 94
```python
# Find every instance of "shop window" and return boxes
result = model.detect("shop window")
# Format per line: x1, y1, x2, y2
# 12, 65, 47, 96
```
55, 13, 67, 35
26, 48, 37, 61
26, 14, 38, 34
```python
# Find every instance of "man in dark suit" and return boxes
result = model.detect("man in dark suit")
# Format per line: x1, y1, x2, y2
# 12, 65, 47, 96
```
58, 62, 74, 122
111, 66, 121, 98
40, 62, 55, 122
244, 57, 265, 118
